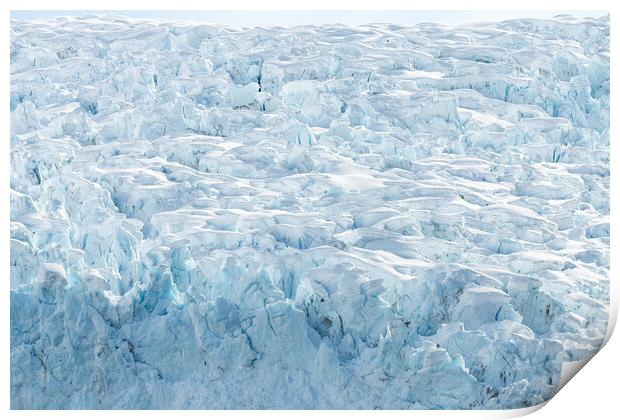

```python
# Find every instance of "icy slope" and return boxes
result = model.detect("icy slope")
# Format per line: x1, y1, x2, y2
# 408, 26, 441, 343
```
10, 15, 609, 409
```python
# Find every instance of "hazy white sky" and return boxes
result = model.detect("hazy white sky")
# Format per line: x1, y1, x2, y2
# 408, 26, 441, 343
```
10, 10, 608, 27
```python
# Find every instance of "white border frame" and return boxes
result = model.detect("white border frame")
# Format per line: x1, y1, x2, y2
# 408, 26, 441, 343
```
3, 1, 617, 419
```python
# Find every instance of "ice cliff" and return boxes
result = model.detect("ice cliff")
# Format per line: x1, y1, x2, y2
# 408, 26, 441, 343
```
10, 14, 610, 409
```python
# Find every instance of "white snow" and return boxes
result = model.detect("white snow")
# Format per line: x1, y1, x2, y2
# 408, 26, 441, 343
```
10, 14, 609, 409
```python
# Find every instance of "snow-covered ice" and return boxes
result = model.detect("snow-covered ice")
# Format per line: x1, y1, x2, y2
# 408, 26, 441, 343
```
10, 14, 610, 409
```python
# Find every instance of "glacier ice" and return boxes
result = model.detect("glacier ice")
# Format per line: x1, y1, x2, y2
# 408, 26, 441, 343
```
10, 14, 610, 409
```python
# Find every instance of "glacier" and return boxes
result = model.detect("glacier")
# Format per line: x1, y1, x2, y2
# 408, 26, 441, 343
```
10, 14, 610, 409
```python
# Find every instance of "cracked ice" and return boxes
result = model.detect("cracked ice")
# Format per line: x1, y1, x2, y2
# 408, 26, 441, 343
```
10, 14, 609, 409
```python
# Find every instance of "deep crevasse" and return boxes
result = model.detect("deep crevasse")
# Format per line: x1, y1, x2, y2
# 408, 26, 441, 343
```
10, 15, 609, 409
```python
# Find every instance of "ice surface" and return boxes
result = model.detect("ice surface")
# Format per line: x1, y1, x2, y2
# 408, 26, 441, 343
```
10, 14, 609, 409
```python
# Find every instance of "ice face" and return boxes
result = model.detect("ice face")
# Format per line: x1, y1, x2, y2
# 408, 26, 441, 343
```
10, 14, 609, 409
